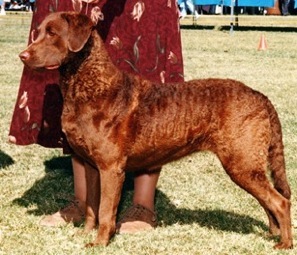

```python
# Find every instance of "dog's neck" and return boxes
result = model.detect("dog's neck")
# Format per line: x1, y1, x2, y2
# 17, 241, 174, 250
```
59, 30, 122, 101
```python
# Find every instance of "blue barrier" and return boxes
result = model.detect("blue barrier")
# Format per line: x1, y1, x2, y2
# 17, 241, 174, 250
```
192, 0, 274, 7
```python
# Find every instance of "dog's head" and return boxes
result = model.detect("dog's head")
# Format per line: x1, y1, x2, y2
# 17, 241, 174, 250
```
19, 12, 94, 70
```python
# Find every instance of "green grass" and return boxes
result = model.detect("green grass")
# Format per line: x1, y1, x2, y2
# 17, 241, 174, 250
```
0, 13, 297, 254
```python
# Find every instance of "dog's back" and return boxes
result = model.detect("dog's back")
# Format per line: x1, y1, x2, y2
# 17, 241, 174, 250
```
126, 78, 271, 170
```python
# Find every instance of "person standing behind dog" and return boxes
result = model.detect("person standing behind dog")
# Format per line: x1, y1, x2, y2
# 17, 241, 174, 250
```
9, 0, 184, 233
0, 0, 6, 15
29, 0, 35, 12
178, 0, 199, 19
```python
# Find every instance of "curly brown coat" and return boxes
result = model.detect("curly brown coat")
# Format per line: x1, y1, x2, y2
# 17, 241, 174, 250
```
19, 12, 292, 250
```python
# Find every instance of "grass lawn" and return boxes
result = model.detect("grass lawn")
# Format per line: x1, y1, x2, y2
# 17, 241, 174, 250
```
0, 13, 297, 254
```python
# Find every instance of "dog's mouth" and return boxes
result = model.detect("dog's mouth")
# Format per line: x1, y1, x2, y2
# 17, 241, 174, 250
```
45, 65, 60, 70
19, 52, 61, 70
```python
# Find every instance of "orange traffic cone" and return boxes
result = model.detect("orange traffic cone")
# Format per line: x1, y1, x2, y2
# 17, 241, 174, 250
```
258, 34, 267, 51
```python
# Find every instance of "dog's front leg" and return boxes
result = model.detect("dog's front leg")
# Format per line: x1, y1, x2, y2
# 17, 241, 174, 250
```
84, 162, 100, 234
86, 164, 125, 247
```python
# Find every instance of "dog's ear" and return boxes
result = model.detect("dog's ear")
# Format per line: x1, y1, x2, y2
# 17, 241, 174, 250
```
61, 12, 94, 52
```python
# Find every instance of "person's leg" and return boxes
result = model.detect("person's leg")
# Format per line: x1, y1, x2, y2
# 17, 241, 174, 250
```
133, 171, 160, 211
72, 155, 87, 203
39, 155, 87, 227
186, 0, 195, 14
179, 1, 187, 18
41, 156, 160, 233
281, 0, 290, 15
117, 170, 160, 234
0, 1, 6, 15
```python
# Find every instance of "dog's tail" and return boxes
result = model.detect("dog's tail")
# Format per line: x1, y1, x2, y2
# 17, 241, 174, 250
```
266, 97, 291, 200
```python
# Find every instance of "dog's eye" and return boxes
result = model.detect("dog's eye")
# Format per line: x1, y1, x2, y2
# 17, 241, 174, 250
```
46, 27, 56, 37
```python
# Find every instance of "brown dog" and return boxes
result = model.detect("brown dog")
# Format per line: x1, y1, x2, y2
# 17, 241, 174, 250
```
19, 12, 292, 249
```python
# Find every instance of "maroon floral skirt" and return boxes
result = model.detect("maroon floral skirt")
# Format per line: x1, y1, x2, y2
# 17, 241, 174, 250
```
9, 0, 184, 150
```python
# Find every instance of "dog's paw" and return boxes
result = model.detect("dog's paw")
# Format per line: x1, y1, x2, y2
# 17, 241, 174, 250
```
273, 241, 293, 250
85, 242, 96, 248
85, 239, 109, 248
75, 229, 90, 237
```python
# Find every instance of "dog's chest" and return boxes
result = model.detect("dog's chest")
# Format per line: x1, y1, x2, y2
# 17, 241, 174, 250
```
61, 100, 94, 156
60, 96, 124, 165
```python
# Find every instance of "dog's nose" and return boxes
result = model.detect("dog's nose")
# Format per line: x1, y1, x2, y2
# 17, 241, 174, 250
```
19, 51, 30, 62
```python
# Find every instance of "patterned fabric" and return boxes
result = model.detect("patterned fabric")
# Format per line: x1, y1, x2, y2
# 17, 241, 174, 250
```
9, 0, 184, 150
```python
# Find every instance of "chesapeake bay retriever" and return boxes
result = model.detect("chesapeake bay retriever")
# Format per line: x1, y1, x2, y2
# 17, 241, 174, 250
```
19, 12, 292, 249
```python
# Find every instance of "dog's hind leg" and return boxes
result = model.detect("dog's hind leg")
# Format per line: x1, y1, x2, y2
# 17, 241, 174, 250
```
263, 208, 280, 236
266, 96, 291, 201
220, 156, 292, 249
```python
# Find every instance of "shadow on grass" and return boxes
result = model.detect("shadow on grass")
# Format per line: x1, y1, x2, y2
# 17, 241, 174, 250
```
13, 155, 268, 236
0, 150, 15, 169
13, 155, 74, 215
155, 190, 268, 235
